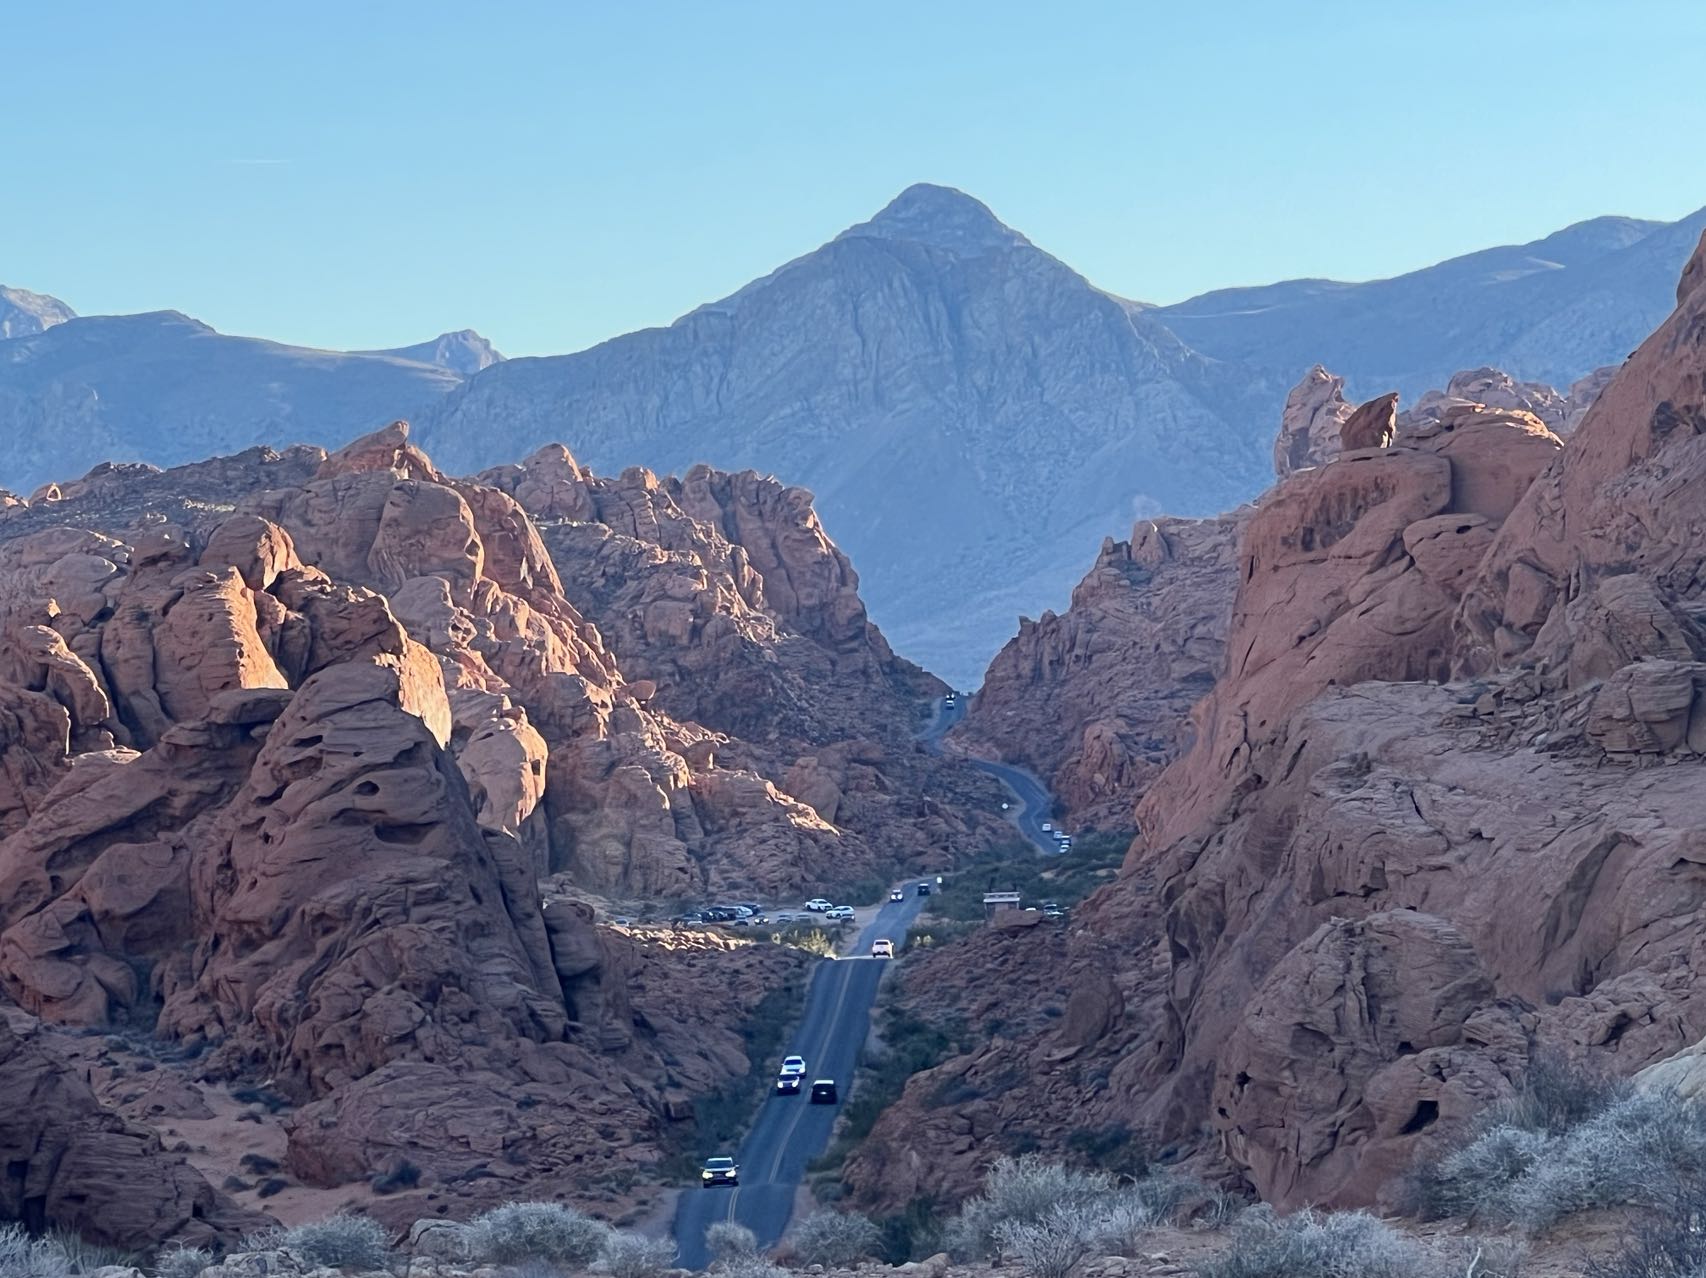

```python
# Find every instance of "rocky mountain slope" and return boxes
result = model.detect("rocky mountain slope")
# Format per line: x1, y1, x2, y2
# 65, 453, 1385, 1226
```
0, 285, 74, 340
845, 231, 1706, 1218
0, 421, 1002, 1244
412, 185, 1277, 683
0, 304, 492, 498
1157, 206, 1706, 400
7, 195, 1699, 683
953, 362, 1612, 833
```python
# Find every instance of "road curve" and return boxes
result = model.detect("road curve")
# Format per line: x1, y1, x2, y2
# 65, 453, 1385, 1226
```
672, 892, 926, 1268
921, 697, 1060, 854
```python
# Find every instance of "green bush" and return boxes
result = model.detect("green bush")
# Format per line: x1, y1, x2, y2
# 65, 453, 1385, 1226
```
811, 1005, 966, 1174
925, 832, 1130, 925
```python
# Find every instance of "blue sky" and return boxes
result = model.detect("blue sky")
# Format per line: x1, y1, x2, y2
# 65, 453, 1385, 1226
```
9, 1, 1705, 356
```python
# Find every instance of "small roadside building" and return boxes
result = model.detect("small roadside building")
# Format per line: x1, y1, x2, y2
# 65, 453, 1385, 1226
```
982, 891, 1022, 921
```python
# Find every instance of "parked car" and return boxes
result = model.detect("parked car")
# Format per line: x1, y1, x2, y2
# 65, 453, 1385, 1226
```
871, 938, 895, 958
915, 882, 932, 897
805, 898, 833, 912
824, 905, 856, 921
889, 888, 905, 902
810, 1079, 839, 1104
701, 1156, 739, 1187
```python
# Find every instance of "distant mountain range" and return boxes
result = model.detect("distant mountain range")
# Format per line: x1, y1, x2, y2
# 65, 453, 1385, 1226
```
3, 186, 1700, 682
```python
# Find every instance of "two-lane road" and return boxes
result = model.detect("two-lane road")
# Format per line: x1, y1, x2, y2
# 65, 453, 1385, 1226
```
673, 892, 926, 1267
921, 697, 1060, 854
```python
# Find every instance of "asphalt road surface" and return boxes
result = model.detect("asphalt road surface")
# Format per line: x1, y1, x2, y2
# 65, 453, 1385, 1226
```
920, 697, 1061, 854
672, 891, 927, 1268
672, 696, 1059, 1267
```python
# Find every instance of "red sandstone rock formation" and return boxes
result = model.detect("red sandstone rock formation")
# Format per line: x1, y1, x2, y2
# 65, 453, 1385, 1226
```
0, 421, 1001, 1238
846, 235, 1706, 1219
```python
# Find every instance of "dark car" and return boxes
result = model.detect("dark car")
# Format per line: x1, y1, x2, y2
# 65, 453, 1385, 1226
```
915, 883, 932, 897
775, 1074, 802, 1095
701, 1156, 739, 1187
810, 1079, 839, 1104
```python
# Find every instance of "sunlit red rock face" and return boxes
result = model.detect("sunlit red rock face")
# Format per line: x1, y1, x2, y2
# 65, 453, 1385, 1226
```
847, 235, 1706, 1219
0, 422, 999, 1239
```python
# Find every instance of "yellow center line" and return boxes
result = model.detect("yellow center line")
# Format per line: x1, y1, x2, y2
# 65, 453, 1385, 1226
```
766, 958, 857, 1183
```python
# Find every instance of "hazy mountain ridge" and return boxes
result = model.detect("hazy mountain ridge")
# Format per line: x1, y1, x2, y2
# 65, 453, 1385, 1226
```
3, 186, 1701, 680
1156, 208, 1706, 396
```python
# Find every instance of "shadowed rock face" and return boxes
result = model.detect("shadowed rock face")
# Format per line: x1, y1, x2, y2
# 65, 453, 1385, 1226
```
845, 235, 1706, 1218
0, 420, 1005, 1238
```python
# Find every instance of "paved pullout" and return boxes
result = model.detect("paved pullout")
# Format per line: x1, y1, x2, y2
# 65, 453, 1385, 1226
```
672, 892, 927, 1268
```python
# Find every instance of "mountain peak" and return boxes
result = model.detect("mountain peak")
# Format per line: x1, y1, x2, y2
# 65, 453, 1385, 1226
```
837, 183, 1030, 257
0, 285, 76, 340
361, 329, 504, 376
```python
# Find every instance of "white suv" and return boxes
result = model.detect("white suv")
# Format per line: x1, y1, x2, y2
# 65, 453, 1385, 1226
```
824, 905, 855, 921
871, 938, 895, 958
804, 898, 833, 912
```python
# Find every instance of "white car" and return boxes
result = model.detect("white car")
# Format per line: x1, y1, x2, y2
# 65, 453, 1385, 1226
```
871, 938, 895, 958
889, 888, 904, 902
804, 898, 833, 912
1042, 822, 1053, 833
779, 1055, 807, 1077
824, 905, 855, 921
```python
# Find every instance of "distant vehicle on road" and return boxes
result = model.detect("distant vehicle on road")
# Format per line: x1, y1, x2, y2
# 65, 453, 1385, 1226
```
779, 1055, 806, 1077
701, 1156, 739, 1187
804, 898, 833, 912
1042, 822, 1053, 833
824, 905, 855, 921
944, 693, 956, 707
810, 1079, 839, 1104
915, 882, 932, 897
871, 938, 894, 958
889, 888, 905, 902
775, 1073, 802, 1095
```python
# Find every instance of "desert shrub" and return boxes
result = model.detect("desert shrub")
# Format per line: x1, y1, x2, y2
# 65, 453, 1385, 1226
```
995, 1201, 1118, 1278
467, 1203, 611, 1268
0, 1227, 70, 1278
1095, 1173, 1208, 1251
370, 1158, 421, 1195
153, 1245, 213, 1278
1407, 1125, 1555, 1221
245, 1215, 391, 1271
704, 1222, 758, 1263
944, 1155, 1117, 1260
1504, 1089, 1706, 1228
44, 1232, 133, 1273
788, 1210, 882, 1267
596, 1233, 676, 1278
1584, 1188, 1706, 1278
1492, 1052, 1626, 1136
1194, 1207, 1427, 1278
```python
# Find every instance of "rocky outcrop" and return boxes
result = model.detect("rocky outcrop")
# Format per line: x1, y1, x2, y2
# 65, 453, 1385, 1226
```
0, 419, 1004, 1237
956, 515, 1241, 830
0, 1002, 264, 1246
849, 237, 1706, 1219
1273, 366, 1353, 478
